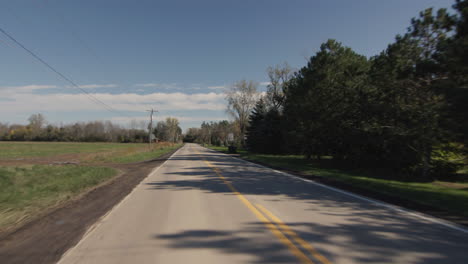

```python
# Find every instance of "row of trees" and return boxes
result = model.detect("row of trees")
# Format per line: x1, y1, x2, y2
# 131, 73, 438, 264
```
0, 114, 149, 142
0, 114, 182, 143
184, 120, 237, 146
245, 1, 468, 179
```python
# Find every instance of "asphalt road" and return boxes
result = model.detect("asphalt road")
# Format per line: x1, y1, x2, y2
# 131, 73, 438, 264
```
58, 143, 468, 264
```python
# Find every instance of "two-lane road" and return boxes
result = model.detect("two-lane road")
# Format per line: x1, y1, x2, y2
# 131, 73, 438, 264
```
59, 143, 468, 264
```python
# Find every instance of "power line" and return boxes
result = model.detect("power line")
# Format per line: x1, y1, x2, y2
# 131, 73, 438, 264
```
37, 2, 148, 112
40, 0, 103, 94
0, 26, 129, 116
40, 1, 148, 107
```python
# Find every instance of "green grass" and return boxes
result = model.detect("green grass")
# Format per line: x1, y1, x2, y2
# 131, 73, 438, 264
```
207, 145, 468, 217
0, 141, 147, 159
0, 165, 116, 229
204, 145, 227, 152
205, 144, 248, 155
107, 144, 182, 163
0, 141, 182, 164
0, 142, 183, 230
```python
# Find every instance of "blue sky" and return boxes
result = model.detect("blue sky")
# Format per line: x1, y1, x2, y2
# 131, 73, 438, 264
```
0, 0, 455, 131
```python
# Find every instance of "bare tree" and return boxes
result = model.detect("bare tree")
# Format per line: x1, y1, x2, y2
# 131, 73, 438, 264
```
265, 62, 293, 110
28, 113, 46, 139
225, 80, 259, 145
165, 117, 181, 143
28, 113, 46, 130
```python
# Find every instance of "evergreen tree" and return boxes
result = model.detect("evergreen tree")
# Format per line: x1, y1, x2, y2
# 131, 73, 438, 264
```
284, 39, 371, 159
246, 99, 267, 152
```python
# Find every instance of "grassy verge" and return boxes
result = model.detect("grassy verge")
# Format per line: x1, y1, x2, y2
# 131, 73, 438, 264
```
207, 145, 468, 217
105, 143, 182, 163
0, 165, 116, 229
203, 145, 231, 153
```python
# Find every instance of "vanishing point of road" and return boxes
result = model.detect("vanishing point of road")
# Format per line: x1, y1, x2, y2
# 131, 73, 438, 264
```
59, 143, 468, 264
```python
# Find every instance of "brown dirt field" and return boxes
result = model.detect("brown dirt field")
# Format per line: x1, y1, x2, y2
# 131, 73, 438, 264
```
0, 147, 180, 264
0, 146, 144, 166
0, 153, 83, 166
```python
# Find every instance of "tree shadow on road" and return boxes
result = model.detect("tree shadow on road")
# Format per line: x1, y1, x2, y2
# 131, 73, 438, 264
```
145, 151, 468, 264
153, 228, 297, 263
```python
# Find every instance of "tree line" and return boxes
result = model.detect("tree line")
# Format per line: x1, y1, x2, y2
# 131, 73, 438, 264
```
0, 114, 182, 143
184, 120, 237, 146
190, 0, 468, 179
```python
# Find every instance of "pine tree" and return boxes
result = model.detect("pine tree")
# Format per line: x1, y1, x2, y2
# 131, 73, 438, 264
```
246, 99, 267, 152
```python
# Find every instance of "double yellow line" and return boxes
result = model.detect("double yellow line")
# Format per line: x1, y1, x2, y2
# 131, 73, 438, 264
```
199, 151, 331, 264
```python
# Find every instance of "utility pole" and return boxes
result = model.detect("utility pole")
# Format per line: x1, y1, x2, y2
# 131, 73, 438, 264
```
146, 108, 157, 150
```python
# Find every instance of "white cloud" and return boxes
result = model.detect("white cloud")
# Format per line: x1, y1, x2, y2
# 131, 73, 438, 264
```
0, 91, 226, 114
0, 84, 118, 95
134, 83, 160, 88
133, 83, 185, 92
78, 84, 117, 89
207, 85, 226, 90
134, 83, 179, 89
260, 82, 270, 86
0, 84, 58, 94
111, 115, 226, 123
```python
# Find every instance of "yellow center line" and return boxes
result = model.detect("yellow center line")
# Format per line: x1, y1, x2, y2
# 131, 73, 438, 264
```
197, 150, 314, 264
255, 204, 332, 264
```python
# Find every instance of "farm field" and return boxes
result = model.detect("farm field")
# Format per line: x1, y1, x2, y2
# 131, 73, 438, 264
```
0, 141, 178, 164
0, 141, 181, 230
